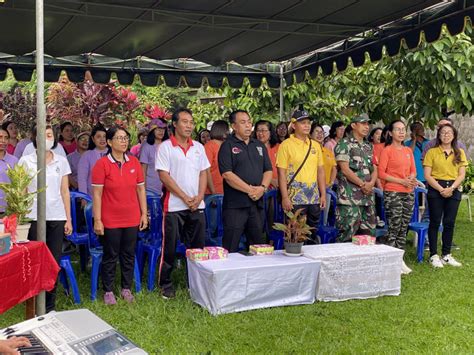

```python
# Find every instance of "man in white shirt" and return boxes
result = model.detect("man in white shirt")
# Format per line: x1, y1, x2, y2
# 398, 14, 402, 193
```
156, 108, 210, 299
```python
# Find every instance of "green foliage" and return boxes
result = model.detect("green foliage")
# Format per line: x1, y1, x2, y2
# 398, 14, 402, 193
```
462, 160, 474, 193
2, 204, 474, 353
273, 208, 313, 243
0, 164, 40, 224
210, 23, 473, 126
187, 100, 227, 132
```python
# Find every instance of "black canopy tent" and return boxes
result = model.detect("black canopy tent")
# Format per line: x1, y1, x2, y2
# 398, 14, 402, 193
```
0, 0, 472, 88
0, 0, 472, 315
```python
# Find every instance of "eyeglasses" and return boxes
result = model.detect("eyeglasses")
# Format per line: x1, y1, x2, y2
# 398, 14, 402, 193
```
440, 132, 453, 136
256, 129, 269, 133
392, 128, 406, 133
113, 136, 130, 142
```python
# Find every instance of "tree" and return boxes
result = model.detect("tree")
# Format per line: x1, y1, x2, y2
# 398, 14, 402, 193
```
209, 23, 473, 127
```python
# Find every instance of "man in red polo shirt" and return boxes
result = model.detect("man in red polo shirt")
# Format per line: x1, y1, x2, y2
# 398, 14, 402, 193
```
156, 108, 210, 299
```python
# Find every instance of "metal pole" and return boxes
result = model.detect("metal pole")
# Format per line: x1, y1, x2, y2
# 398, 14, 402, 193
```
35, 0, 47, 316
279, 64, 284, 121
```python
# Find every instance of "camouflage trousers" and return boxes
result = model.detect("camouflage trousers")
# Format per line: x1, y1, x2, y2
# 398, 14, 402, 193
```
384, 191, 414, 250
336, 204, 376, 242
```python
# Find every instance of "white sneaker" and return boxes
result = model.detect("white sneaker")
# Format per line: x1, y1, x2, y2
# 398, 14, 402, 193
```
430, 255, 444, 268
401, 260, 412, 274
441, 254, 462, 267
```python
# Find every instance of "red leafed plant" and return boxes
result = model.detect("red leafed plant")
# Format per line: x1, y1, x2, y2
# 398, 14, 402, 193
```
143, 104, 171, 121
0, 86, 37, 135
46, 76, 141, 129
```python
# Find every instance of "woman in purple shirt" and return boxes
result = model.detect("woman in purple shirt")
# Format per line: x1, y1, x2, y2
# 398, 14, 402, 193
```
67, 131, 90, 190
0, 127, 18, 214
139, 118, 169, 195
78, 124, 107, 197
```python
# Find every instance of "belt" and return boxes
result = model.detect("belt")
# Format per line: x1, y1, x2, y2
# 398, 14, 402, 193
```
435, 179, 455, 188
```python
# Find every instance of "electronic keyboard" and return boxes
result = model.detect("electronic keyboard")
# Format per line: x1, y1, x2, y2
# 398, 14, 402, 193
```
1, 309, 147, 354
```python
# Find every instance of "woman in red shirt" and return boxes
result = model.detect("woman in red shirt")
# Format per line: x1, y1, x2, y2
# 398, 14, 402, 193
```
92, 126, 148, 305
378, 120, 417, 274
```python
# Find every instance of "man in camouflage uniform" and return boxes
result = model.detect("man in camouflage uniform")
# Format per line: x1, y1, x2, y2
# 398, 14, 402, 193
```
334, 115, 377, 242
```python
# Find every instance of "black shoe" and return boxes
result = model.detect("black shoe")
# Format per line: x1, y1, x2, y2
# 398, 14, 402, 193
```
161, 287, 176, 300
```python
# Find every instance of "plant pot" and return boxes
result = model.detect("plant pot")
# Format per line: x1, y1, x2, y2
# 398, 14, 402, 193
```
15, 223, 31, 243
284, 242, 304, 255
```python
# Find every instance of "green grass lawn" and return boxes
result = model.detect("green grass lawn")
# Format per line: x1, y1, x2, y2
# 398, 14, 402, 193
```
2, 204, 474, 353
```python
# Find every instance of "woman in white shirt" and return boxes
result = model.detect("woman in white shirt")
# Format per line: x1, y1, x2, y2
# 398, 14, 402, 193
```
19, 125, 73, 313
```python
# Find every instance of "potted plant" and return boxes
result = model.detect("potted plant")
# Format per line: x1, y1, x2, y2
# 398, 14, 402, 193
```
273, 209, 314, 256
0, 164, 39, 242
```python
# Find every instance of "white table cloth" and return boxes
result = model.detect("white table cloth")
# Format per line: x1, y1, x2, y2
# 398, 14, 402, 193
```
187, 252, 321, 315
302, 243, 404, 302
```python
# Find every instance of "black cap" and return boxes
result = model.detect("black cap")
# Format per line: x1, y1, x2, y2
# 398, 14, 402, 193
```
291, 110, 310, 123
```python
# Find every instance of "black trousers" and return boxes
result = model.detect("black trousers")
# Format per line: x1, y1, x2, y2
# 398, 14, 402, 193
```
159, 210, 205, 290
427, 186, 461, 257
293, 204, 321, 244
28, 221, 64, 313
101, 226, 138, 292
223, 204, 265, 253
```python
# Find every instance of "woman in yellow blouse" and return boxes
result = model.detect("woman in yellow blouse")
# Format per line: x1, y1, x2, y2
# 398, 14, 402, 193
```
311, 123, 336, 187
423, 124, 467, 268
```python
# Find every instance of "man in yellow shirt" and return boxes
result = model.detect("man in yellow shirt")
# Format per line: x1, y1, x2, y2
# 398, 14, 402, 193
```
276, 110, 326, 244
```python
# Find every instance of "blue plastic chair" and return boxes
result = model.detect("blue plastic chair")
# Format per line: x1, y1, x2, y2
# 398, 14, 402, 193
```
69, 191, 93, 271
136, 191, 163, 291
58, 255, 81, 304
318, 188, 338, 244
204, 194, 224, 246
408, 187, 429, 262
373, 188, 388, 239
84, 202, 141, 301
263, 189, 285, 250
136, 190, 162, 268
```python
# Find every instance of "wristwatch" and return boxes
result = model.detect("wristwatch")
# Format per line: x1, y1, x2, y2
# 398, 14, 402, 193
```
261, 184, 268, 192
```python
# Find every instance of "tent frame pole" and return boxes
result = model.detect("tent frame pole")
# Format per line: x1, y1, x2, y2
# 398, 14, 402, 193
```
279, 64, 284, 121
35, 0, 47, 316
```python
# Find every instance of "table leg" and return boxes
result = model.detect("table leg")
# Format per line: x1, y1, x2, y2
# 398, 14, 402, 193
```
25, 297, 36, 319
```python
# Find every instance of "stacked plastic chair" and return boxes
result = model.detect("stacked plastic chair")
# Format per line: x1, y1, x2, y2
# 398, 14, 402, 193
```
84, 202, 141, 301
263, 189, 285, 250
204, 194, 224, 246
57, 191, 93, 304
317, 188, 338, 244
136, 190, 163, 291
408, 187, 429, 262
58, 256, 81, 304
69, 191, 93, 271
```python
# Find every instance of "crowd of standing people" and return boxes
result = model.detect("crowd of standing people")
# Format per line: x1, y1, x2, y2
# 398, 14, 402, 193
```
0, 108, 468, 307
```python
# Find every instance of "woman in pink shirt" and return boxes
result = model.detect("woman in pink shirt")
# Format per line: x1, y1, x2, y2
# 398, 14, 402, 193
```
324, 121, 345, 152
378, 120, 417, 274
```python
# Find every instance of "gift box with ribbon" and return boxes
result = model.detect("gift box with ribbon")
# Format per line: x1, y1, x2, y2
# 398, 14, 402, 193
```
249, 244, 274, 255
352, 235, 376, 246
186, 248, 209, 261
204, 247, 228, 260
